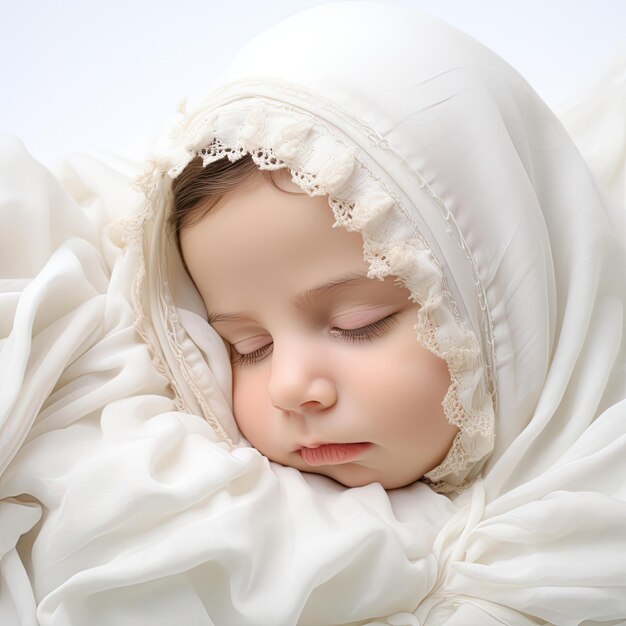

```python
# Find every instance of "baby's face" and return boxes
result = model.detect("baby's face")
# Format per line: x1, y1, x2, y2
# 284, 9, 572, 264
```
181, 170, 458, 489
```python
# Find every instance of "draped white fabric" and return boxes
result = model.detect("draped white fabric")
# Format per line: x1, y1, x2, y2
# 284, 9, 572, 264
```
2, 2, 625, 625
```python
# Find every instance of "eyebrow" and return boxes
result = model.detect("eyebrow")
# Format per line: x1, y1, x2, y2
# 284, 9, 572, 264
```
207, 271, 373, 325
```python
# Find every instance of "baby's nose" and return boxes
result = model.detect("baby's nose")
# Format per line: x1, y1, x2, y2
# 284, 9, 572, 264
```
268, 342, 337, 414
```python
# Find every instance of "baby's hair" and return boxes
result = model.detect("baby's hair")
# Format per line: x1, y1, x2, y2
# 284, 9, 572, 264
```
168, 154, 300, 247
170, 154, 258, 237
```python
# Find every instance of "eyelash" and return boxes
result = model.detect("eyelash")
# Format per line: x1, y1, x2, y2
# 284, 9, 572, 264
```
231, 314, 398, 367
232, 346, 270, 367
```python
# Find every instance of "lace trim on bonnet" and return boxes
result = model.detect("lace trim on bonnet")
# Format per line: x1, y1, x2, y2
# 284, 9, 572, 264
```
133, 99, 496, 493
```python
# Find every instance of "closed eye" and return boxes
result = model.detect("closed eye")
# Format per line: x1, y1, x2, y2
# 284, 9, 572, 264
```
230, 314, 399, 367
329, 313, 398, 342
231, 342, 273, 367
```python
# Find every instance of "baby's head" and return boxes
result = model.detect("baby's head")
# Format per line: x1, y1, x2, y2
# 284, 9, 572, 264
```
170, 155, 458, 489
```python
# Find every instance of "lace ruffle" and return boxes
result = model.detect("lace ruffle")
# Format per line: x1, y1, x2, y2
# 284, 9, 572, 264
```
135, 98, 496, 492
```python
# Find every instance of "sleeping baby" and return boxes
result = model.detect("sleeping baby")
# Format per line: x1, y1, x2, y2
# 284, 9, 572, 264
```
2, 2, 624, 625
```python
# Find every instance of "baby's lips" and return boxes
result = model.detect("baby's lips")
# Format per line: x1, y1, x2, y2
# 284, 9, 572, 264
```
298, 442, 372, 466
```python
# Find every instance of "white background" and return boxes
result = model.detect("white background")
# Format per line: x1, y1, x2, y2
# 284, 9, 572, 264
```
2, 0, 625, 171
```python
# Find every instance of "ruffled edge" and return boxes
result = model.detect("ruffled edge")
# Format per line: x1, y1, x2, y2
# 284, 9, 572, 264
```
131, 98, 496, 492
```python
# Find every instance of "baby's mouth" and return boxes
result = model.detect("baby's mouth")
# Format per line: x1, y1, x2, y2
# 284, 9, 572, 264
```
297, 442, 372, 466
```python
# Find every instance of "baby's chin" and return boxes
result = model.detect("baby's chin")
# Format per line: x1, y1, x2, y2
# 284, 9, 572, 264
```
300, 464, 422, 491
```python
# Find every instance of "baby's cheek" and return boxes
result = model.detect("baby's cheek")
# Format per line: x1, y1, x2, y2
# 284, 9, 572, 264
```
232, 367, 272, 449
371, 340, 452, 428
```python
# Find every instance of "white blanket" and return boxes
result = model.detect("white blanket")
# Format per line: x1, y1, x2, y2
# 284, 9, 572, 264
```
2, 129, 626, 624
